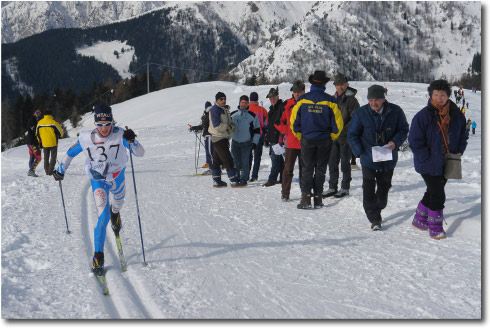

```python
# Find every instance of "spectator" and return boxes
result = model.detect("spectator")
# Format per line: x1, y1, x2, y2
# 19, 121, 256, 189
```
347, 85, 409, 230
263, 87, 285, 187
26, 109, 43, 177
248, 91, 269, 181
189, 101, 214, 171
409, 80, 468, 239
36, 109, 63, 175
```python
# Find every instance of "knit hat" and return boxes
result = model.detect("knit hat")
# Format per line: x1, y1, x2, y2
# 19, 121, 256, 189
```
94, 104, 113, 122
239, 95, 249, 102
266, 87, 279, 98
215, 91, 226, 101
333, 73, 348, 85
205, 101, 212, 109
290, 80, 305, 92
308, 70, 329, 86
367, 85, 386, 99
250, 92, 259, 102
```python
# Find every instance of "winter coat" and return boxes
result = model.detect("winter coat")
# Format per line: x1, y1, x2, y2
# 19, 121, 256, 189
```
348, 101, 409, 171
230, 107, 261, 144
334, 87, 360, 145
248, 101, 268, 136
265, 99, 285, 145
472, 121, 477, 129
209, 103, 234, 142
290, 85, 343, 141
36, 115, 63, 148
408, 100, 468, 176
27, 115, 41, 146
275, 97, 301, 149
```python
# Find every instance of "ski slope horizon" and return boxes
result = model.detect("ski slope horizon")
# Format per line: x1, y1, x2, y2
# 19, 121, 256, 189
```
1, 80, 482, 319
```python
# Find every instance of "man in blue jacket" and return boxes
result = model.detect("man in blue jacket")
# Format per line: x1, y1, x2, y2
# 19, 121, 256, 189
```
348, 85, 409, 230
230, 95, 261, 185
290, 70, 343, 209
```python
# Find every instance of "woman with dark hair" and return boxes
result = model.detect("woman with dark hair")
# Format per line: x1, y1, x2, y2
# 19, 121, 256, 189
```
408, 80, 468, 239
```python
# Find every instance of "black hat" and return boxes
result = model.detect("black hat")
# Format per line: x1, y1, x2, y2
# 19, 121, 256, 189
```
205, 101, 212, 109
290, 80, 305, 92
250, 92, 259, 102
333, 74, 348, 85
94, 104, 113, 122
240, 95, 249, 102
367, 85, 386, 99
308, 70, 329, 86
266, 87, 279, 98
215, 91, 226, 101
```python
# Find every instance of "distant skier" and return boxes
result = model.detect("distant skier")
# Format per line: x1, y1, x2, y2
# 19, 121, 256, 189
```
189, 101, 214, 170
472, 120, 477, 134
26, 109, 43, 177
53, 104, 145, 275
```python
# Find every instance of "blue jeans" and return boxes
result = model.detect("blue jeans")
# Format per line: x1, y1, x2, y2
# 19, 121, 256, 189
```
231, 140, 252, 181
268, 143, 284, 183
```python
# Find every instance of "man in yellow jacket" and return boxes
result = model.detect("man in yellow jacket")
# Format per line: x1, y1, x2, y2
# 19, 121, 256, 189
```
36, 110, 63, 175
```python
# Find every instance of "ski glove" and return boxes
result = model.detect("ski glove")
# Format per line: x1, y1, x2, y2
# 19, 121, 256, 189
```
123, 129, 137, 143
53, 170, 64, 181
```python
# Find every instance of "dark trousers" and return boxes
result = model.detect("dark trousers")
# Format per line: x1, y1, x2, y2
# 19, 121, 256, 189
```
328, 141, 352, 190
281, 148, 302, 198
43, 146, 57, 175
267, 144, 284, 183
249, 138, 264, 179
231, 140, 252, 181
472, 128, 475, 134
420, 174, 448, 211
204, 136, 213, 165
300, 137, 332, 195
362, 167, 394, 222
211, 139, 234, 171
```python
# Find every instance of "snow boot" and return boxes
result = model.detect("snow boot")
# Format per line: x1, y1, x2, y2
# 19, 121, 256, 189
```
322, 188, 337, 198
412, 201, 429, 231
212, 169, 227, 188
371, 221, 382, 231
334, 189, 349, 198
228, 169, 246, 188
428, 209, 446, 239
92, 252, 104, 276
110, 207, 122, 236
281, 194, 289, 202
297, 193, 312, 209
27, 170, 39, 177
313, 194, 323, 209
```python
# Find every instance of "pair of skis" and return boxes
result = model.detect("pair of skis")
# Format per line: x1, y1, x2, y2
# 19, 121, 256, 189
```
94, 234, 127, 295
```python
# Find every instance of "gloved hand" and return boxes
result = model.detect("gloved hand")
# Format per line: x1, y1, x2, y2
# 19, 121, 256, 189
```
189, 125, 201, 132
53, 170, 64, 181
123, 129, 137, 143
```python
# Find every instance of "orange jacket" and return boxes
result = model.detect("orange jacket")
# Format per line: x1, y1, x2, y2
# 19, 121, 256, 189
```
248, 102, 268, 135
275, 97, 301, 149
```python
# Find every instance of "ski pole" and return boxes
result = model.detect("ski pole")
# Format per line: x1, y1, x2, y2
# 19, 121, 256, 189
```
126, 127, 147, 266
58, 180, 72, 234
194, 129, 198, 175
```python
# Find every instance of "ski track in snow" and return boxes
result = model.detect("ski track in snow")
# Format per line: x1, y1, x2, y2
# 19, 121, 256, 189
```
1, 81, 481, 319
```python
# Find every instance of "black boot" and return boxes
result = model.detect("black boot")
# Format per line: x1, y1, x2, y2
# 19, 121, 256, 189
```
314, 195, 323, 209
92, 252, 104, 276
110, 207, 122, 236
297, 193, 312, 209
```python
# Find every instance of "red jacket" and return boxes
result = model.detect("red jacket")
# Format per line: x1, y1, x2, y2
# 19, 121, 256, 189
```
275, 97, 300, 149
248, 102, 268, 135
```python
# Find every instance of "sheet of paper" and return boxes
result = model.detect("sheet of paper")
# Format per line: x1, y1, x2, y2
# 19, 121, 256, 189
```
272, 143, 285, 155
372, 145, 393, 162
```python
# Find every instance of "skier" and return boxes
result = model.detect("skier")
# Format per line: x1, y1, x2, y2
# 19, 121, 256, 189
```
36, 109, 63, 175
472, 120, 477, 134
53, 104, 144, 275
27, 109, 43, 177
189, 101, 213, 171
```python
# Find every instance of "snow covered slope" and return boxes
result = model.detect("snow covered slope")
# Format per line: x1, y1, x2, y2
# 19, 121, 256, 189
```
1, 81, 481, 319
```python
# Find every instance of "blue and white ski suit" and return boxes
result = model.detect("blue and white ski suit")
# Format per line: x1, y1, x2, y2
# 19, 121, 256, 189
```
56, 126, 144, 252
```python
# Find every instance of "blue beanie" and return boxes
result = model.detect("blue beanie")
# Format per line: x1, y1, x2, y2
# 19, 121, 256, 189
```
94, 104, 113, 122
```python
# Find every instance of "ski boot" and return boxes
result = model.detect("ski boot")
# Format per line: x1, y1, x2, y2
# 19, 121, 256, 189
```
92, 252, 105, 276
27, 170, 39, 177
110, 207, 122, 236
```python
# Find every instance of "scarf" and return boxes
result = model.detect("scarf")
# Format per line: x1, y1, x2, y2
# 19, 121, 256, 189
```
431, 98, 450, 135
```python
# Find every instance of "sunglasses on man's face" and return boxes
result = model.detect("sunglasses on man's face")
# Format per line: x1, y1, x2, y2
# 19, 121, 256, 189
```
34, 112, 41, 115
218, 97, 226, 101
95, 122, 112, 127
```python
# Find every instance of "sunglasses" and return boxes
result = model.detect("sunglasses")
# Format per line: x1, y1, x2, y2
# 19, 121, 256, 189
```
34, 111, 41, 115
95, 122, 113, 127
218, 97, 226, 101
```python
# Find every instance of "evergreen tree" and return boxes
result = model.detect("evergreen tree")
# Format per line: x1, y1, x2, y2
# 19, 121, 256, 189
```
157, 69, 177, 90
70, 104, 81, 128
1, 100, 16, 149
181, 73, 189, 85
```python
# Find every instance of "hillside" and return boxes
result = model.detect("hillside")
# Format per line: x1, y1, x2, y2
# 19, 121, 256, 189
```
1, 80, 482, 319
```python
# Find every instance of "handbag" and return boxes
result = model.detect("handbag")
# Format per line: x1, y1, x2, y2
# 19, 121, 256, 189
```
443, 152, 462, 179
437, 121, 462, 179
